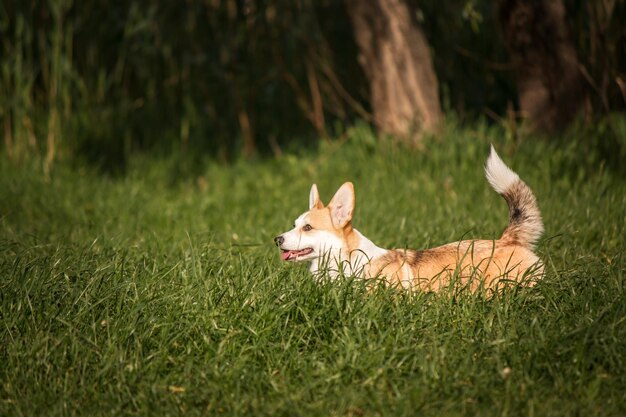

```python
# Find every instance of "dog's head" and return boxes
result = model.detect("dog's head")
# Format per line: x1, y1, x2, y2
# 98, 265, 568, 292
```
275, 182, 354, 263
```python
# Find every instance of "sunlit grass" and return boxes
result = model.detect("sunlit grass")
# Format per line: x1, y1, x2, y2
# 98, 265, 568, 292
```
1, 121, 625, 416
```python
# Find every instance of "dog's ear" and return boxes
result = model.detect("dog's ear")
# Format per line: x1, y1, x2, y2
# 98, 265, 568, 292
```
309, 184, 324, 209
328, 182, 354, 228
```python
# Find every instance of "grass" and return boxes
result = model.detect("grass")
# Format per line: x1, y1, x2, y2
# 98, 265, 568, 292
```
1, 120, 625, 416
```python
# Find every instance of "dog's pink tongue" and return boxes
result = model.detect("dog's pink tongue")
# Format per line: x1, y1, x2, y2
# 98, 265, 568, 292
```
280, 251, 292, 261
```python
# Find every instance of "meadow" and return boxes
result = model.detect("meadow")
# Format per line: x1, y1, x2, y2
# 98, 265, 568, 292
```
1, 121, 625, 416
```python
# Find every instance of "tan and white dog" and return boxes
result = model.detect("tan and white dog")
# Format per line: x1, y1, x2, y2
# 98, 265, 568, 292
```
274, 146, 544, 291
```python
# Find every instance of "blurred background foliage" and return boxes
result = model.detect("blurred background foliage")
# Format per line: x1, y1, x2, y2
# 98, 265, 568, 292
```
1, 0, 624, 170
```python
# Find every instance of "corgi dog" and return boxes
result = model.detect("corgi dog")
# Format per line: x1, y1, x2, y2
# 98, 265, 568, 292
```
274, 146, 544, 291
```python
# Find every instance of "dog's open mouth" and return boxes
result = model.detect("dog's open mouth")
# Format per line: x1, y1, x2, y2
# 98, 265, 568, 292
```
280, 248, 313, 261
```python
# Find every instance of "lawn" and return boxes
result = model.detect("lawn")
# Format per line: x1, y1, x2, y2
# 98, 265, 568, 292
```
1, 121, 625, 416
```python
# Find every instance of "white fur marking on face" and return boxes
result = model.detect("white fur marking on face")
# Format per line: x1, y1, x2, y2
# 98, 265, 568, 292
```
278, 212, 343, 264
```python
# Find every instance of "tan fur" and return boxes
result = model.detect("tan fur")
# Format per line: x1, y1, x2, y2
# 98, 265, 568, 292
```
363, 239, 542, 291
305, 208, 336, 231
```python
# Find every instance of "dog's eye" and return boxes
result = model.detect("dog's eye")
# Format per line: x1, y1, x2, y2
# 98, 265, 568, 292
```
303, 224, 313, 232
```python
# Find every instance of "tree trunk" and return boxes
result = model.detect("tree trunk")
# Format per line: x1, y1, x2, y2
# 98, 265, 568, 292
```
345, 0, 442, 139
498, 0, 587, 133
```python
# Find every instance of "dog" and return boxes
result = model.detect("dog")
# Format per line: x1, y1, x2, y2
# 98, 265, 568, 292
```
274, 146, 544, 291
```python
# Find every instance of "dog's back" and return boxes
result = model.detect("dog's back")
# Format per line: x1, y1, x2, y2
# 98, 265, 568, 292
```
366, 146, 544, 291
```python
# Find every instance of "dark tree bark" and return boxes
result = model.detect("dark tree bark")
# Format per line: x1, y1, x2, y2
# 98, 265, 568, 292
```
345, 0, 442, 139
499, 0, 588, 133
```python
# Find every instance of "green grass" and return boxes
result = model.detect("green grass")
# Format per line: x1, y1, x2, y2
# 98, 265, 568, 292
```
1, 121, 625, 416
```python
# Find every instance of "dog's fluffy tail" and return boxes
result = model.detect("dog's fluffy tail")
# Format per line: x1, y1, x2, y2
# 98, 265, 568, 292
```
485, 145, 544, 249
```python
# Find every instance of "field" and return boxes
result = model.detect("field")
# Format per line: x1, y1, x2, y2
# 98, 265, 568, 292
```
1, 122, 625, 416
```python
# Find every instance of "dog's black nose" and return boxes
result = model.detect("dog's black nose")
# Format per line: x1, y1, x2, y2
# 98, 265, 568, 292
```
274, 236, 284, 246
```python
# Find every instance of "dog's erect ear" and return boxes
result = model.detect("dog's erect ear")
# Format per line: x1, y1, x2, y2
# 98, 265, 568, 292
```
328, 182, 354, 228
309, 184, 324, 209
